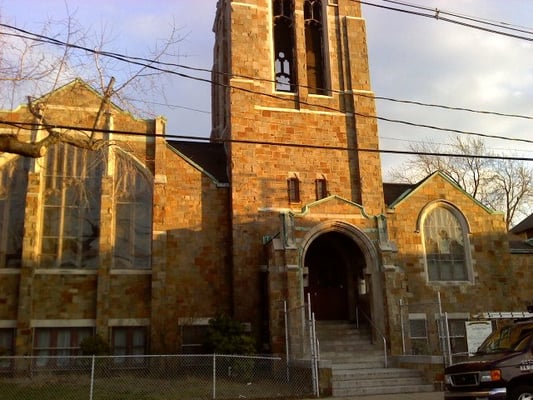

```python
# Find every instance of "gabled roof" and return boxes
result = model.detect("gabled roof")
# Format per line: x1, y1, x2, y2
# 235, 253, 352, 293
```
296, 194, 370, 219
510, 214, 533, 235
383, 182, 415, 207
33, 78, 125, 112
167, 140, 228, 184
382, 170, 494, 214
509, 239, 533, 254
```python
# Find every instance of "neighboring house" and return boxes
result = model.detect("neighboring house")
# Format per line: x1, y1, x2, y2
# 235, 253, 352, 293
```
0, 0, 530, 371
508, 214, 533, 313
510, 214, 533, 240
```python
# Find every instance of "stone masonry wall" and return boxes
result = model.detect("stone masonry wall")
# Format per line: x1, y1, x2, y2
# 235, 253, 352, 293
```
222, 0, 385, 333
385, 173, 523, 355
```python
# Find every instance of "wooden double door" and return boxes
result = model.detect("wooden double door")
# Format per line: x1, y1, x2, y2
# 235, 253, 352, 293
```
304, 231, 366, 321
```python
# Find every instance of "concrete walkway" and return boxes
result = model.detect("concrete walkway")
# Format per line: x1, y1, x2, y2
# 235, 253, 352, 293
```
308, 391, 444, 400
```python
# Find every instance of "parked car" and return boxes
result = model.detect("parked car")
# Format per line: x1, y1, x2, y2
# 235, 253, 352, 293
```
444, 320, 533, 400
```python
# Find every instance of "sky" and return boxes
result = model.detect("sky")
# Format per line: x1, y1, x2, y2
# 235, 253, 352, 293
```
0, 0, 532, 178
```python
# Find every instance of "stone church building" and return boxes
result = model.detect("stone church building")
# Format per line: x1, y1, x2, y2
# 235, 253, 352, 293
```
0, 0, 531, 371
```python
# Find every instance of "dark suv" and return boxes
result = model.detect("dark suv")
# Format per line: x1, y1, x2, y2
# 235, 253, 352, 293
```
444, 320, 533, 400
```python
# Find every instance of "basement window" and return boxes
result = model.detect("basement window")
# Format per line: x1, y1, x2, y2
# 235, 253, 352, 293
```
409, 314, 429, 355
0, 328, 14, 369
112, 326, 148, 365
33, 327, 93, 368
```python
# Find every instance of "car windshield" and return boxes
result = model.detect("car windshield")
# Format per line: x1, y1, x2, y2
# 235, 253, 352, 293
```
477, 324, 533, 354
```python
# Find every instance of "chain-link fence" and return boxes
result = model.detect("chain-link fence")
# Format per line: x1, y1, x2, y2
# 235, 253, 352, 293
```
0, 354, 314, 400
284, 297, 319, 396
285, 302, 314, 361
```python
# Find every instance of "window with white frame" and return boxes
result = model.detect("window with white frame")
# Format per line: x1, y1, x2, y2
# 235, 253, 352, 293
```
438, 317, 468, 357
0, 157, 28, 268
33, 327, 93, 368
447, 318, 468, 355
408, 314, 429, 355
422, 205, 469, 282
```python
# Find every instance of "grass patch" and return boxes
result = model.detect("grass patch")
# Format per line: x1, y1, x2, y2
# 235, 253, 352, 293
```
0, 373, 311, 400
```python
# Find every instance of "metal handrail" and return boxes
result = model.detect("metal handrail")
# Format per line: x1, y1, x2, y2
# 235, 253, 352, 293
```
356, 306, 388, 368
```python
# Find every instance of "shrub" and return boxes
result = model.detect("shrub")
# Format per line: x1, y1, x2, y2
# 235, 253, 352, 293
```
80, 334, 110, 355
204, 314, 256, 355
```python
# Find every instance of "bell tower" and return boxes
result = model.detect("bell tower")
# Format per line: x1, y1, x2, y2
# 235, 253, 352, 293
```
212, 0, 384, 327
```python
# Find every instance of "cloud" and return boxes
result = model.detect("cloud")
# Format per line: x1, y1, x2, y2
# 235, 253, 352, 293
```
363, 0, 533, 174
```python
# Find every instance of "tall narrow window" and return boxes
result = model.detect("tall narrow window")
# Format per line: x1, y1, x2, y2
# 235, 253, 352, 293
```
273, 0, 296, 92
304, 0, 327, 95
41, 143, 103, 268
287, 177, 300, 203
423, 205, 469, 282
0, 157, 29, 267
315, 177, 328, 200
113, 154, 152, 269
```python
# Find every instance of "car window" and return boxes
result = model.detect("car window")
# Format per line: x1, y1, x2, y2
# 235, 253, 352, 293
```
514, 333, 533, 352
477, 323, 533, 354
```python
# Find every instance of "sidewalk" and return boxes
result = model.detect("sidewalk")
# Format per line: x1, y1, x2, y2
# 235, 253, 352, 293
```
309, 391, 444, 400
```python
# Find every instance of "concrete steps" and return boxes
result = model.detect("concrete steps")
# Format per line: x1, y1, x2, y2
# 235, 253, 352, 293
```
316, 321, 435, 397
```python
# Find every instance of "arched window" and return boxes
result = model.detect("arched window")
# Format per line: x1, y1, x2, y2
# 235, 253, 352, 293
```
422, 204, 470, 282
304, 0, 327, 95
0, 157, 29, 267
273, 0, 296, 92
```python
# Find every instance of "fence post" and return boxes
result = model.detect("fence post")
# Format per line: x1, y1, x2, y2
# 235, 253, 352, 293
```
400, 299, 406, 354
284, 300, 290, 382
307, 293, 319, 397
89, 355, 95, 400
212, 354, 216, 399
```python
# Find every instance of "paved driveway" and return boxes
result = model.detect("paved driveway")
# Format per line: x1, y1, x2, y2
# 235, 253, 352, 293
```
309, 391, 445, 400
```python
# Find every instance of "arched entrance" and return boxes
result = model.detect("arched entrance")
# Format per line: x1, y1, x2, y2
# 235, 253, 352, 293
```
301, 221, 381, 324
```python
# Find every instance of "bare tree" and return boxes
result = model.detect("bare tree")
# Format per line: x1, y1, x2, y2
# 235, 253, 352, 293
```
388, 136, 533, 230
0, 8, 183, 157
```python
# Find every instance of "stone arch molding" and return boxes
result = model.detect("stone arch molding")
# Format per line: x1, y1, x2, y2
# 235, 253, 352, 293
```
299, 220, 379, 273
298, 219, 386, 331
416, 200, 471, 234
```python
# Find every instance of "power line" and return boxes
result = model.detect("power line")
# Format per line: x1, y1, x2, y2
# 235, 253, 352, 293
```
380, 0, 533, 36
0, 19, 531, 148
354, 0, 533, 41
1, 21, 532, 123
1, 119, 532, 162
